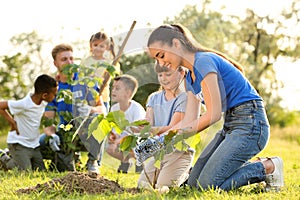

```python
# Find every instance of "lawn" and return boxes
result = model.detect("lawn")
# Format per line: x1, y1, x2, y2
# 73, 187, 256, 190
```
0, 125, 299, 200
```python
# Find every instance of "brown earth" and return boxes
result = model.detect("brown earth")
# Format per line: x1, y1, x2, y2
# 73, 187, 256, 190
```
16, 171, 139, 195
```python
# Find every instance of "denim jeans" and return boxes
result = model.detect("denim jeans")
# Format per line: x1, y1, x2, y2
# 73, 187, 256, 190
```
188, 100, 270, 191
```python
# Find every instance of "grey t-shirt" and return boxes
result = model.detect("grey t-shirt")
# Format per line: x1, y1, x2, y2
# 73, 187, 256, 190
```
146, 91, 187, 126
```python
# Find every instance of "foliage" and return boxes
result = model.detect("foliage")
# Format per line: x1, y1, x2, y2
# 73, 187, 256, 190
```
0, 31, 53, 99
0, 53, 30, 99
41, 62, 118, 154
86, 110, 201, 169
268, 108, 300, 128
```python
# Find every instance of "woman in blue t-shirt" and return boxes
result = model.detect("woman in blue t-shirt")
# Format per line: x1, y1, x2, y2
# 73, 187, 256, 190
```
145, 24, 283, 192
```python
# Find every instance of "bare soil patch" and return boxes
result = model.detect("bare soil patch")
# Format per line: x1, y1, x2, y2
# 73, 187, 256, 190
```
16, 172, 139, 195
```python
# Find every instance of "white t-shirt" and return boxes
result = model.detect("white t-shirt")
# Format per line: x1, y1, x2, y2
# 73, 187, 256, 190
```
7, 93, 47, 148
110, 100, 146, 123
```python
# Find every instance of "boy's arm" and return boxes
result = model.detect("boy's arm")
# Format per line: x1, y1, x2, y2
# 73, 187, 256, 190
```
90, 95, 107, 115
43, 110, 61, 151
43, 110, 56, 136
0, 101, 19, 134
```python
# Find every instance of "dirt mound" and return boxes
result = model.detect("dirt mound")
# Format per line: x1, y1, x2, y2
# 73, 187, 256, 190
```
17, 172, 139, 195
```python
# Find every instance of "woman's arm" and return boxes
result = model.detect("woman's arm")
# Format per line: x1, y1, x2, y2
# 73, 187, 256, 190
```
171, 73, 222, 134
170, 91, 200, 131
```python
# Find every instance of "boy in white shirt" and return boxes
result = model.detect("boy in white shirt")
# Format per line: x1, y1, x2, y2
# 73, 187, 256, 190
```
106, 74, 146, 173
0, 74, 57, 171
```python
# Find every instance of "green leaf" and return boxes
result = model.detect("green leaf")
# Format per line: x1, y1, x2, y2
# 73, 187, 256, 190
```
91, 119, 112, 143
129, 119, 150, 127
57, 89, 73, 104
88, 114, 104, 138
139, 124, 152, 138
164, 129, 177, 145
153, 150, 165, 168
41, 116, 56, 127
61, 64, 80, 81
106, 111, 130, 129
119, 135, 137, 152
154, 159, 161, 169
174, 140, 188, 151
59, 111, 73, 123
109, 122, 123, 134
165, 143, 175, 154
67, 143, 76, 150
185, 133, 201, 149
106, 64, 117, 75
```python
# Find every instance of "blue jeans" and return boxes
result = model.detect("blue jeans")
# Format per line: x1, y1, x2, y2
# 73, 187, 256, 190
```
188, 100, 270, 191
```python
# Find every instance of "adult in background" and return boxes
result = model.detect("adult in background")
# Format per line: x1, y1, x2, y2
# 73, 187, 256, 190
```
40, 44, 106, 174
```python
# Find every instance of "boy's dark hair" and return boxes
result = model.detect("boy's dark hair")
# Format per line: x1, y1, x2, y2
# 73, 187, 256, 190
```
34, 74, 57, 94
114, 74, 138, 98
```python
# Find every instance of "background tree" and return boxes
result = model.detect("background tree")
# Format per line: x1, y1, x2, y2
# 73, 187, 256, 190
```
0, 53, 29, 100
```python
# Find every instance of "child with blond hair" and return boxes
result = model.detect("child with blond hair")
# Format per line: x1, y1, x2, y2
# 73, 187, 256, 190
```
106, 74, 146, 173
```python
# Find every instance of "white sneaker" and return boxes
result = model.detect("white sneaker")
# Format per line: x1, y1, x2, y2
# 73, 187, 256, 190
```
265, 157, 284, 192
0, 149, 11, 171
86, 160, 100, 175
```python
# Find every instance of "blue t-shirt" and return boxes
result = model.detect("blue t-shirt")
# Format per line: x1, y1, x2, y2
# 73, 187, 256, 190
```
185, 52, 261, 111
46, 81, 72, 125
146, 91, 187, 126
46, 73, 99, 125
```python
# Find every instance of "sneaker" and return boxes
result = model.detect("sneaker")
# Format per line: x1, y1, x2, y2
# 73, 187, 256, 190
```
0, 149, 7, 156
86, 160, 100, 175
0, 149, 11, 170
117, 162, 130, 173
2, 148, 9, 155
265, 157, 284, 192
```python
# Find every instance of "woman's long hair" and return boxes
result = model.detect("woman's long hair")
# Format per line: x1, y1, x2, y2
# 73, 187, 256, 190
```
148, 24, 244, 74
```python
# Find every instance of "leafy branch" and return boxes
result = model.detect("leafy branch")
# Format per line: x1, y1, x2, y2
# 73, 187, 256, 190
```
41, 62, 118, 154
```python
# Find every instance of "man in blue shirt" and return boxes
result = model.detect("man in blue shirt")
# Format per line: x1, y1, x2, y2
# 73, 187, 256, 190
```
40, 44, 107, 174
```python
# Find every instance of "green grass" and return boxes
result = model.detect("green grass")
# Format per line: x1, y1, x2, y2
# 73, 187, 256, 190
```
0, 126, 299, 199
